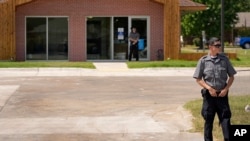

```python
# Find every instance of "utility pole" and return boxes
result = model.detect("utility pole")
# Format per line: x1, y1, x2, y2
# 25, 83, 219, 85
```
221, 0, 225, 52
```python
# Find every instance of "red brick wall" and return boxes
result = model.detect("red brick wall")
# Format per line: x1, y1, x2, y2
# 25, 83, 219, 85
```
16, 0, 163, 61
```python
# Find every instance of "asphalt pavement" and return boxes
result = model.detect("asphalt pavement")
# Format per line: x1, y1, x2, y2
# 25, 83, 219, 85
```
0, 62, 249, 141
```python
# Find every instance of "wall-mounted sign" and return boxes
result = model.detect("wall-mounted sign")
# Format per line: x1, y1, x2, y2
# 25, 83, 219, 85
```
118, 28, 124, 40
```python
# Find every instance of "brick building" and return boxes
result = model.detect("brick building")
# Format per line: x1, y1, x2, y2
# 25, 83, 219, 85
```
0, 0, 206, 61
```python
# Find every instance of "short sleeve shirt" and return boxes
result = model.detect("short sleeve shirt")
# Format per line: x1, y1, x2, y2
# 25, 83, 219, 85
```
129, 32, 140, 41
193, 54, 237, 90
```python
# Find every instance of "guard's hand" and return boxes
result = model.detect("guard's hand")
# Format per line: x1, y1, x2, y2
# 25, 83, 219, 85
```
208, 87, 217, 97
218, 89, 228, 97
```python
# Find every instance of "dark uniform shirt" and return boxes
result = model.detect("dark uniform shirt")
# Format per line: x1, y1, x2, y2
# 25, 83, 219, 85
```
129, 32, 140, 43
193, 54, 237, 91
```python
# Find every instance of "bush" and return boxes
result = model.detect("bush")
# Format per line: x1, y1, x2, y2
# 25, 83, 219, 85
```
237, 27, 250, 36
224, 42, 230, 47
193, 37, 200, 46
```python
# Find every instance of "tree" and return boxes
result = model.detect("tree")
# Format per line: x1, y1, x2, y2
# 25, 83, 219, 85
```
238, 0, 250, 11
181, 0, 250, 39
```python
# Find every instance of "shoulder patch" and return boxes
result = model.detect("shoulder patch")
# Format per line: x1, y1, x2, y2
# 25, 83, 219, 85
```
218, 53, 229, 59
201, 55, 208, 60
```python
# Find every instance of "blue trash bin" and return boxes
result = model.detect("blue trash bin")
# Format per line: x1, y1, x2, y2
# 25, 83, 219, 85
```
138, 39, 144, 50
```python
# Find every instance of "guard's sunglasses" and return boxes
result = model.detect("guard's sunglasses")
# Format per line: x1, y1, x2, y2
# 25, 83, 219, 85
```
213, 44, 221, 48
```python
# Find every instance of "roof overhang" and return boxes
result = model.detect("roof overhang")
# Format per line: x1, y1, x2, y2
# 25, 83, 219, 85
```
16, 0, 35, 6
0, 0, 8, 4
5, 0, 206, 12
150, 0, 165, 4
151, 0, 206, 11
0, 0, 35, 6
180, 0, 207, 11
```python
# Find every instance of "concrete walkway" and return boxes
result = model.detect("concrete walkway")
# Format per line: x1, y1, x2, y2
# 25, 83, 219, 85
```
0, 62, 249, 77
93, 62, 129, 71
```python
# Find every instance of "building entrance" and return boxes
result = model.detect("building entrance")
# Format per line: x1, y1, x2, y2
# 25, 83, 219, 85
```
86, 16, 149, 61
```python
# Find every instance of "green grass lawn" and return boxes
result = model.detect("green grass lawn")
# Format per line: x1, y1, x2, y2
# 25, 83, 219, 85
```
231, 48, 250, 67
0, 46, 250, 68
0, 61, 95, 68
128, 46, 250, 68
184, 95, 250, 141
127, 60, 198, 68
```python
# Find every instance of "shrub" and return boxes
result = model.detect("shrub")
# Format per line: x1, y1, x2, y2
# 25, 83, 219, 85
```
193, 37, 200, 46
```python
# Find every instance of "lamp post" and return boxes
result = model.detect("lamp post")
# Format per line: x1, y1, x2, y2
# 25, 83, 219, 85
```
221, 0, 225, 52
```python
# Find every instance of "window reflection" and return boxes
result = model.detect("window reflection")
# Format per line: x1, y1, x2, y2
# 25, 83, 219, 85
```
26, 17, 68, 60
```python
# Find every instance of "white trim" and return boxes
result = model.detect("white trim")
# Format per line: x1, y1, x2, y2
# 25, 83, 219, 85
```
46, 18, 48, 60
111, 17, 114, 60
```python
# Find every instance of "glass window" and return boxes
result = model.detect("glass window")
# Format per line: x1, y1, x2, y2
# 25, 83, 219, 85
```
26, 18, 47, 60
26, 17, 68, 60
87, 17, 111, 60
48, 18, 68, 60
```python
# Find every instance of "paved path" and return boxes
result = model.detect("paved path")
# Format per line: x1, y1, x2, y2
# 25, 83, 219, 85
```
1, 62, 249, 77
0, 63, 249, 141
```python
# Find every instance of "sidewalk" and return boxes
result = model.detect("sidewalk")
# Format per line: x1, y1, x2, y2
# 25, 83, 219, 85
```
0, 62, 249, 77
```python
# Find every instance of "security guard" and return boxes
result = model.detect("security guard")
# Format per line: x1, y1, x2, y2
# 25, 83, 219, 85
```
128, 27, 140, 61
193, 37, 237, 141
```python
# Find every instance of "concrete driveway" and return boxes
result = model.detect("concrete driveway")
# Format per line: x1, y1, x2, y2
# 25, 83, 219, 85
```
0, 63, 249, 141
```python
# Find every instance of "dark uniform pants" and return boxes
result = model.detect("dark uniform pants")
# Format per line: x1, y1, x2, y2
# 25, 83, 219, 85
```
129, 43, 139, 61
201, 89, 231, 141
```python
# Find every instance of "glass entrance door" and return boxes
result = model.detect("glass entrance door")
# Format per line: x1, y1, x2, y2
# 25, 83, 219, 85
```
86, 16, 148, 61
130, 17, 148, 60
113, 17, 128, 60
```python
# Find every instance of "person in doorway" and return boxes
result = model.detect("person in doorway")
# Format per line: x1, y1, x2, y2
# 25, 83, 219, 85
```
128, 27, 140, 61
193, 37, 237, 141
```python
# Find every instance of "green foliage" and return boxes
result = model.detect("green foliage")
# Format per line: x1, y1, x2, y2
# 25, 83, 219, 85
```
237, 27, 250, 36
181, 0, 250, 38
224, 41, 230, 46
238, 0, 250, 12
193, 37, 201, 46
